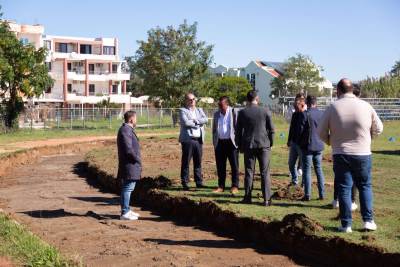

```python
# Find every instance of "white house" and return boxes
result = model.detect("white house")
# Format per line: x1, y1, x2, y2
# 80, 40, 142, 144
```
7, 20, 132, 108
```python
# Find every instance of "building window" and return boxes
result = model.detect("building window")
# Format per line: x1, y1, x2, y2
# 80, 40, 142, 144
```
103, 46, 115, 55
45, 87, 51, 94
56, 43, 68, 53
89, 84, 95, 95
67, 63, 72, 71
20, 38, 29, 46
250, 73, 256, 90
112, 84, 118, 94
45, 62, 52, 71
67, 84, 72, 93
112, 64, 118, 73
80, 44, 92, 54
89, 64, 95, 74
43, 40, 51, 50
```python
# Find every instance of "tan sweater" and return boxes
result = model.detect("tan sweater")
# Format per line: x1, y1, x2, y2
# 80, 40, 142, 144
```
317, 93, 383, 155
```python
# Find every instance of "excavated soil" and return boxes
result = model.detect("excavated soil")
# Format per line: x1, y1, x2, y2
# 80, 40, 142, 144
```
0, 152, 299, 267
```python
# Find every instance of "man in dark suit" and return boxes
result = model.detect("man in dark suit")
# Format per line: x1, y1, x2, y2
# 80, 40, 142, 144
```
235, 91, 275, 206
212, 96, 239, 194
117, 111, 142, 220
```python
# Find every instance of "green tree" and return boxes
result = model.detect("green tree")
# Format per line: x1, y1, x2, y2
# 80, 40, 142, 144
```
127, 20, 213, 107
209, 76, 252, 105
270, 53, 324, 98
390, 60, 400, 76
0, 10, 53, 129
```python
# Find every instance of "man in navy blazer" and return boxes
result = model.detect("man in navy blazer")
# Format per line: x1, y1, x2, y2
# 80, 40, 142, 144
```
117, 111, 142, 220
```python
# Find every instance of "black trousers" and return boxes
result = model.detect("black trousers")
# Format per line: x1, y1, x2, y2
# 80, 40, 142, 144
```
243, 148, 272, 201
215, 139, 239, 189
181, 139, 203, 186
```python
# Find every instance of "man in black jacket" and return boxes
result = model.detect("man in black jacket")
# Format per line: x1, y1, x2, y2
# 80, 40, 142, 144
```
235, 91, 275, 206
117, 111, 142, 220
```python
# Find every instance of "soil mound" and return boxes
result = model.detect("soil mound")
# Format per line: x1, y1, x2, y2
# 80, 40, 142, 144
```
271, 184, 304, 200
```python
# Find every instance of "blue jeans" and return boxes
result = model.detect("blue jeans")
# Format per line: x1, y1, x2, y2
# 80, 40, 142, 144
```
121, 179, 136, 215
288, 143, 302, 184
302, 151, 325, 199
333, 154, 374, 227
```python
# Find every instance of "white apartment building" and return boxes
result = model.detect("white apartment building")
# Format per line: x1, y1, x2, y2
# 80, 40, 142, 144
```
7, 21, 132, 107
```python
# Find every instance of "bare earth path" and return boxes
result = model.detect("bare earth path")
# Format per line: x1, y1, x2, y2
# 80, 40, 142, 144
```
0, 153, 300, 267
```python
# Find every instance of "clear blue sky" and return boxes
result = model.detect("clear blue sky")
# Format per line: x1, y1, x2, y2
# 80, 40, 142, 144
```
2, 0, 400, 82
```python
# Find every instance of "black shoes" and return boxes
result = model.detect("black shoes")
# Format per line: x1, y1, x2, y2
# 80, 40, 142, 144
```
196, 184, 205, 189
240, 197, 252, 204
182, 184, 190, 191
301, 196, 311, 201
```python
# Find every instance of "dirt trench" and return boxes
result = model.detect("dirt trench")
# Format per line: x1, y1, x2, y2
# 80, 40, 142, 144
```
0, 152, 299, 267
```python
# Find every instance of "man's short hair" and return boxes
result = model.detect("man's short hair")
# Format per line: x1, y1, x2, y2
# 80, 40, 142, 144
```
306, 95, 317, 106
295, 92, 305, 101
353, 84, 361, 97
246, 90, 258, 102
124, 110, 136, 123
185, 92, 195, 100
219, 95, 230, 104
337, 78, 353, 94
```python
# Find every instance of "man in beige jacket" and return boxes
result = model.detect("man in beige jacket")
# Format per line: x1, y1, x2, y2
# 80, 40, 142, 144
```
317, 78, 383, 233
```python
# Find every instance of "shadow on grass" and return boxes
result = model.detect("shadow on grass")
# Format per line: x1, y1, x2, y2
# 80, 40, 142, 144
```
372, 150, 400, 156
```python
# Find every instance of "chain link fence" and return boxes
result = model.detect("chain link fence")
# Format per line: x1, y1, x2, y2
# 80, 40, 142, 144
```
276, 97, 400, 120
16, 107, 218, 130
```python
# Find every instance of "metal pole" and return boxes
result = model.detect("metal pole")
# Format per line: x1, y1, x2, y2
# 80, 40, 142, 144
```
70, 109, 73, 129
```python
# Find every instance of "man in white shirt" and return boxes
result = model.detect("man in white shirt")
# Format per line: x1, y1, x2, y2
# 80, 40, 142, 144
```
212, 96, 239, 194
317, 78, 383, 233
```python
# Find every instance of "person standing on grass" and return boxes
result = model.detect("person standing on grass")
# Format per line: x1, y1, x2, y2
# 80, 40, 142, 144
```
318, 78, 383, 233
179, 92, 208, 191
299, 95, 325, 201
117, 111, 142, 221
287, 93, 306, 186
212, 96, 239, 195
235, 90, 275, 206
331, 85, 361, 211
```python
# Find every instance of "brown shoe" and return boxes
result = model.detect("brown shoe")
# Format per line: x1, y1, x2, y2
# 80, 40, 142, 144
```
213, 187, 224, 193
230, 187, 239, 195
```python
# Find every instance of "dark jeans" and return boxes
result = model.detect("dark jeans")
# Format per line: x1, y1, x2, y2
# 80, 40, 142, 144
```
302, 151, 325, 199
181, 139, 203, 186
215, 139, 239, 189
288, 143, 302, 184
243, 148, 271, 201
333, 154, 374, 227
334, 182, 357, 202
120, 179, 136, 215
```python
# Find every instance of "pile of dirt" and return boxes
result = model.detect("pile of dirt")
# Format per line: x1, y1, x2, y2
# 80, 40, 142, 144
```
279, 213, 324, 236
271, 184, 304, 200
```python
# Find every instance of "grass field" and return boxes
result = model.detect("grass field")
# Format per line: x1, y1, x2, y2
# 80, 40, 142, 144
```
86, 117, 400, 253
0, 213, 74, 267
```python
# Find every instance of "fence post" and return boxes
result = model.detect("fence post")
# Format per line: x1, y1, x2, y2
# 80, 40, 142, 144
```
159, 109, 162, 128
147, 107, 150, 129
109, 110, 112, 129
70, 110, 73, 129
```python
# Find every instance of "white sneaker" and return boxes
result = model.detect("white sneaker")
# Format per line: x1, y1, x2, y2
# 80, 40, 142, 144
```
351, 202, 358, 211
338, 226, 352, 233
331, 199, 339, 209
131, 210, 140, 217
297, 168, 303, 177
120, 211, 139, 221
364, 221, 377, 231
